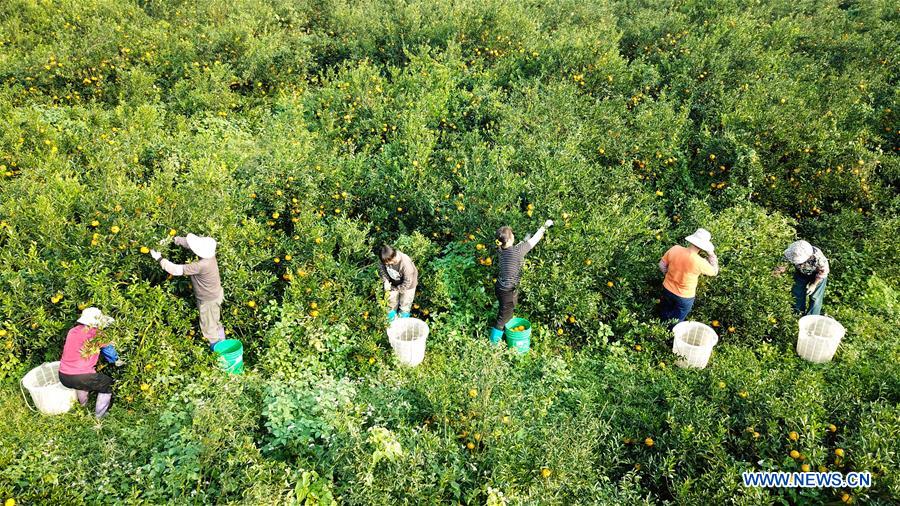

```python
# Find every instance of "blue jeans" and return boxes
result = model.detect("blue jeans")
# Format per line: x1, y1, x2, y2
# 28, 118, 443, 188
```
659, 287, 695, 324
100, 345, 119, 363
792, 272, 826, 315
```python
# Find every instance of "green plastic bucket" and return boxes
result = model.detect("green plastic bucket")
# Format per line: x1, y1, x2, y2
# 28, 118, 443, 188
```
213, 339, 244, 375
504, 318, 532, 354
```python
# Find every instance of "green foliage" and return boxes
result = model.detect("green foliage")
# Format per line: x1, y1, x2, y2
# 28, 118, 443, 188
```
1, 0, 898, 504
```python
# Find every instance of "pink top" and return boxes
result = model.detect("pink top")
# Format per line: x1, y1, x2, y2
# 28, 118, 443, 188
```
59, 324, 106, 375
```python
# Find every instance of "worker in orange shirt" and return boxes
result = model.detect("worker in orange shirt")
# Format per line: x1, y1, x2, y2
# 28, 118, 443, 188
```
658, 228, 719, 324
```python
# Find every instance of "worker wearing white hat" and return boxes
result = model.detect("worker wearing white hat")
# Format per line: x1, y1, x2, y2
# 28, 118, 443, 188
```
59, 307, 122, 418
773, 240, 829, 315
151, 233, 225, 347
658, 228, 719, 324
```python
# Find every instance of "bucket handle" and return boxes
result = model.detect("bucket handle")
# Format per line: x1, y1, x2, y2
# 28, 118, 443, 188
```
20, 379, 37, 412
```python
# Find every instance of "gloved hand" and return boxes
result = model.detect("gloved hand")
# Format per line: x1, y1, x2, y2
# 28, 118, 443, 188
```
150, 249, 162, 261
806, 282, 817, 295
544, 219, 554, 228
158, 236, 173, 247
114, 359, 126, 367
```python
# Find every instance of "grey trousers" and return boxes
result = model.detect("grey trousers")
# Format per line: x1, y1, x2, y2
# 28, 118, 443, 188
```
198, 295, 224, 345
388, 289, 415, 314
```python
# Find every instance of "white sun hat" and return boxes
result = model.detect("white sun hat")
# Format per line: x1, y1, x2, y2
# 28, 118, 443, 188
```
77, 307, 115, 328
685, 228, 715, 253
784, 240, 813, 265
186, 233, 217, 259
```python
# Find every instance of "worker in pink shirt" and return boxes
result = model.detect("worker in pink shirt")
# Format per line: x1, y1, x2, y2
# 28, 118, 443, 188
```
58, 307, 123, 418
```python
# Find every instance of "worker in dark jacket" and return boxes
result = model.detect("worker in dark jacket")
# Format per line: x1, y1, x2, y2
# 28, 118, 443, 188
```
377, 245, 419, 322
490, 219, 553, 343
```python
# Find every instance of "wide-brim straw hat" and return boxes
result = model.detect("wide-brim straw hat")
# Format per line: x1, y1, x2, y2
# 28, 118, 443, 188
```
77, 307, 114, 328
685, 228, 715, 253
186, 233, 217, 259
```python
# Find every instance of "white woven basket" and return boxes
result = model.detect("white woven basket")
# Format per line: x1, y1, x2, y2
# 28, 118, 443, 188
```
387, 318, 429, 367
672, 322, 719, 369
797, 315, 845, 364
21, 361, 77, 415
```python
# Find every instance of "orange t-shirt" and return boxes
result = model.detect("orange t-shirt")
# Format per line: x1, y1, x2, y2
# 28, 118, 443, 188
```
661, 245, 717, 298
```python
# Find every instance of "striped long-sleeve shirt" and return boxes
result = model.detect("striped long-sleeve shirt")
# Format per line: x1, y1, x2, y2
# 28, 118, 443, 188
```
496, 225, 547, 291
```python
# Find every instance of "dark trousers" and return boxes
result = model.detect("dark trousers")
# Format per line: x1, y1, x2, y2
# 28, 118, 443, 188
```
792, 271, 826, 315
659, 287, 695, 324
59, 371, 114, 394
494, 285, 518, 330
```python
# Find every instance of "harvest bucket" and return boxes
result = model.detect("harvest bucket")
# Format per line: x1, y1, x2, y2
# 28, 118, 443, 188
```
796, 315, 845, 364
20, 361, 77, 415
504, 317, 532, 354
672, 322, 719, 369
213, 339, 244, 374
387, 318, 429, 367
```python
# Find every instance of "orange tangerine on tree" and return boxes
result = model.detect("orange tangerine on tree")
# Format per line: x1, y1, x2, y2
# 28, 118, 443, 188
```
835, 448, 844, 457
644, 437, 654, 447
789, 431, 799, 441
790, 450, 800, 459
541, 468, 551, 478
